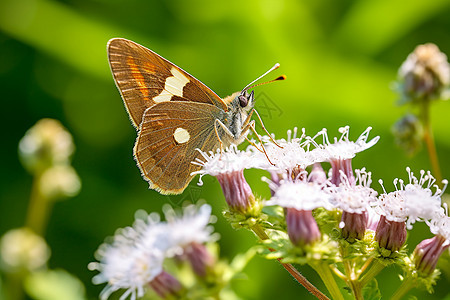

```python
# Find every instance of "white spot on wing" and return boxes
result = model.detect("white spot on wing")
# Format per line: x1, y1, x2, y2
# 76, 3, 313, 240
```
173, 128, 190, 144
153, 67, 190, 103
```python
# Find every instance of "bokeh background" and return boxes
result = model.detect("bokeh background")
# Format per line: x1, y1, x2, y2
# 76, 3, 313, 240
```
1, 0, 450, 299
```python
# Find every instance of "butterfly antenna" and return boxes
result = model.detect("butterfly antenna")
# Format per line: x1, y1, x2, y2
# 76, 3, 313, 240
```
241, 63, 285, 93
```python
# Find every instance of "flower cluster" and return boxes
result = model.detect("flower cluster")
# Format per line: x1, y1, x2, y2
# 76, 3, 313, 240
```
192, 125, 448, 298
89, 204, 218, 300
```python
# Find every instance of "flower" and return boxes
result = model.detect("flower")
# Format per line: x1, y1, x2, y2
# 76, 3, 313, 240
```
89, 229, 165, 300
329, 169, 378, 241
18, 119, 74, 174
191, 145, 262, 180
307, 126, 379, 185
39, 165, 81, 200
412, 206, 449, 276
192, 146, 258, 213
162, 204, 218, 257
0, 228, 50, 272
330, 168, 377, 214
256, 127, 317, 174
265, 179, 332, 246
391, 114, 424, 156
375, 168, 446, 230
265, 179, 333, 212
398, 43, 450, 102
89, 204, 218, 299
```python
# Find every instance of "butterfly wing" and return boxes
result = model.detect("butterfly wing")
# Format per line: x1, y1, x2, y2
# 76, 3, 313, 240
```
107, 38, 227, 128
134, 101, 224, 194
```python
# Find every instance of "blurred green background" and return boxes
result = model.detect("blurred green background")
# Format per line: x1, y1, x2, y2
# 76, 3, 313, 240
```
1, 0, 450, 299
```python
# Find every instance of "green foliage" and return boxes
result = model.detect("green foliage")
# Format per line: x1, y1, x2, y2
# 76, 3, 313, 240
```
362, 279, 381, 300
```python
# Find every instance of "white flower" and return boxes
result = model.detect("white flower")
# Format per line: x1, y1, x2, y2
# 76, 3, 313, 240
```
89, 226, 165, 300
191, 145, 263, 184
307, 126, 380, 162
254, 127, 318, 172
329, 168, 378, 214
264, 179, 333, 211
0, 228, 50, 272
162, 204, 218, 257
428, 208, 450, 242
375, 168, 447, 230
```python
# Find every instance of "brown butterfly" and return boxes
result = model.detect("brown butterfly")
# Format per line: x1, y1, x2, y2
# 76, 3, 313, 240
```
107, 38, 283, 195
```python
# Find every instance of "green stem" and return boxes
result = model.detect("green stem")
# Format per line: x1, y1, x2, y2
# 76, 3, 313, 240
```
25, 173, 51, 235
391, 276, 416, 300
359, 259, 386, 287
420, 99, 443, 184
250, 224, 330, 300
343, 260, 363, 300
310, 262, 344, 300
5, 271, 25, 300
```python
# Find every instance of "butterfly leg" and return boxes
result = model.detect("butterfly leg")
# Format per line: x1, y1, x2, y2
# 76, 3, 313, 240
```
252, 109, 283, 149
214, 119, 236, 156
242, 121, 276, 166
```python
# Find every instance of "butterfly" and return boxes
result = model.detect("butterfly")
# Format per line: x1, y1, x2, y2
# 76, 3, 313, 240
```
107, 38, 283, 195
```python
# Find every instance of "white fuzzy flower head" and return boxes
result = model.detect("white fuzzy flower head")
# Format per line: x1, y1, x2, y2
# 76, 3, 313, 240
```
191, 145, 262, 184
89, 226, 165, 300
330, 168, 378, 214
307, 126, 380, 162
264, 178, 333, 211
19, 119, 74, 173
162, 204, 218, 257
255, 127, 317, 172
428, 208, 450, 244
376, 168, 447, 230
0, 228, 50, 272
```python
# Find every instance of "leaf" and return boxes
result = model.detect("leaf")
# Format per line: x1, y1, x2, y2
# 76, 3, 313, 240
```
24, 269, 86, 300
362, 279, 382, 300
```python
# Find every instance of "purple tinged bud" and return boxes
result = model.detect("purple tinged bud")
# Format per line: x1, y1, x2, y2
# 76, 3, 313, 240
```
216, 170, 255, 213
269, 171, 283, 197
413, 235, 449, 276
183, 242, 214, 277
286, 208, 321, 247
330, 158, 355, 186
308, 163, 327, 185
375, 215, 407, 252
341, 211, 367, 242
149, 271, 183, 299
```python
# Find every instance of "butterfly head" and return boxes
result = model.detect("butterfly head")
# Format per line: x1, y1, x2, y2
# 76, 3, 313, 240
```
238, 90, 255, 110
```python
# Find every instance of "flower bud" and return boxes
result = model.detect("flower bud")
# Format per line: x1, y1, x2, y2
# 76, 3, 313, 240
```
340, 211, 368, 242
413, 235, 449, 276
216, 170, 255, 213
398, 43, 450, 103
330, 158, 354, 186
0, 228, 50, 272
183, 242, 215, 277
149, 271, 183, 299
39, 165, 81, 201
18, 119, 74, 174
392, 114, 423, 156
375, 215, 407, 252
286, 208, 321, 247
308, 163, 327, 185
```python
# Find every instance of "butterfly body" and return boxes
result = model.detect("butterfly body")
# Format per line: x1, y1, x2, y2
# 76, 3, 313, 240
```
108, 38, 256, 194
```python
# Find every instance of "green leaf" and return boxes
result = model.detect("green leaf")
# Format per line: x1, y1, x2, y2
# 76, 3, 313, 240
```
362, 279, 382, 300
24, 269, 86, 300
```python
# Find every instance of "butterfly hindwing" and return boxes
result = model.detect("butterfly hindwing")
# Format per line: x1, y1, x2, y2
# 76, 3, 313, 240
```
107, 38, 227, 128
134, 101, 223, 194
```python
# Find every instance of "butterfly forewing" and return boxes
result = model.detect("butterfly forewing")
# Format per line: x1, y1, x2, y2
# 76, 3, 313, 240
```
134, 101, 222, 194
107, 38, 227, 128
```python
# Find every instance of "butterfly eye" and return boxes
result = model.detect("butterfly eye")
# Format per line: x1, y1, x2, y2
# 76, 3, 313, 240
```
239, 94, 248, 107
